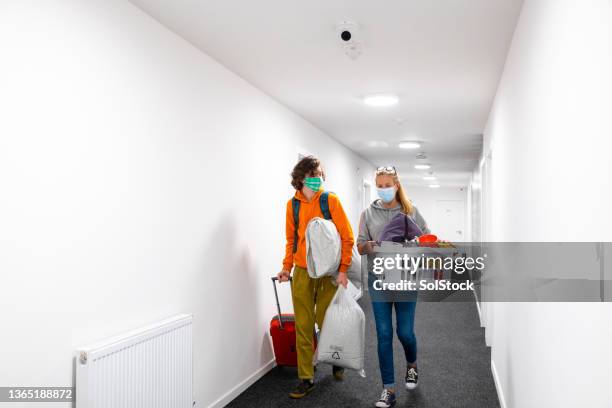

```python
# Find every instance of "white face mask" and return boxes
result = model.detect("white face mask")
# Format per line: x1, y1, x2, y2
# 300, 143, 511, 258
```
377, 186, 397, 203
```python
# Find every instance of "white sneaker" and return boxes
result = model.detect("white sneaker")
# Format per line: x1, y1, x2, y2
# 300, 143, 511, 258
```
405, 367, 418, 390
375, 388, 396, 407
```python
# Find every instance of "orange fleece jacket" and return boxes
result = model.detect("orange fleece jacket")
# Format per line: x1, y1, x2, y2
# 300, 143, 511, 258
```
282, 190, 355, 273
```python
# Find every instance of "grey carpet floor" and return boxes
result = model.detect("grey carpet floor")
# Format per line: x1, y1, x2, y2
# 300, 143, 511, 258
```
227, 290, 499, 408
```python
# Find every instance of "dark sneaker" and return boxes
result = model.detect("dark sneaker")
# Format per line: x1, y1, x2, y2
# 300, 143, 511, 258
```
289, 380, 315, 399
332, 365, 345, 380
405, 366, 418, 390
375, 388, 396, 408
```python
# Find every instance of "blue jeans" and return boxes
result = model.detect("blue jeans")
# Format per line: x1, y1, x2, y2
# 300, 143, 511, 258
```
371, 300, 417, 388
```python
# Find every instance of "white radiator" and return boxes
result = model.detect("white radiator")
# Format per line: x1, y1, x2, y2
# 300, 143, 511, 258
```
76, 314, 193, 408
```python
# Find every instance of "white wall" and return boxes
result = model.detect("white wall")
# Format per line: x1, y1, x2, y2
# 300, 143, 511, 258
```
468, 162, 483, 244
480, 0, 612, 407
0, 1, 374, 407
406, 186, 468, 239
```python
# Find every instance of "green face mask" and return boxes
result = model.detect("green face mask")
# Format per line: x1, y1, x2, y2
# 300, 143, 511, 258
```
304, 177, 323, 192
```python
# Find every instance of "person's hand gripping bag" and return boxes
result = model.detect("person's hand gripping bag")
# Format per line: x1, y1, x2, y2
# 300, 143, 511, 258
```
313, 286, 366, 377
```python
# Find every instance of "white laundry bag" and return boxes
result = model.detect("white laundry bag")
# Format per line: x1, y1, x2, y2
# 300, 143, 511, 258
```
344, 279, 362, 301
332, 247, 363, 300
306, 217, 341, 278
345, 246, 363, 289
314, 286, 366, 377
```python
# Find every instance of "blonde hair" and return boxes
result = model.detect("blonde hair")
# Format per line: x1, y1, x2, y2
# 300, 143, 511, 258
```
395, 177, 414, 215
375, 168, 414, 215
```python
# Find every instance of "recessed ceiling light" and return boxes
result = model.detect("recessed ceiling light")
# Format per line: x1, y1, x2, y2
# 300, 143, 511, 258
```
414, 164, 431, 170
366, 140, 389, 148
398, 141, 421, 149
429, 184, 440, 188
363, 94, 399, 107
422, 176, 436, 180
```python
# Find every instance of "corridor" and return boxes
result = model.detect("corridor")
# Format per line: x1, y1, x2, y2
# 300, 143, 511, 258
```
1, 1, 611, 408
229, 291, 498, 408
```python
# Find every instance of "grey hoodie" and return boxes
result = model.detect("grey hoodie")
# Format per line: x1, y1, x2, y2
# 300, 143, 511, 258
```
357, 199, 430, 273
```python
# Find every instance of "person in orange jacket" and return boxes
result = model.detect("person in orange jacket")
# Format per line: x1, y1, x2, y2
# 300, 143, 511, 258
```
277, 155, 355, 399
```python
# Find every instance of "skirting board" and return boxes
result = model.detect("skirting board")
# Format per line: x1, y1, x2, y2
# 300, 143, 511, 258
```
207, 358, 276, 408
491, 359, 507, 408
472, 287, 483, 327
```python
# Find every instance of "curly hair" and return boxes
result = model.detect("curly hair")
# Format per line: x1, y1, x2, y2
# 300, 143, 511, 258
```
291, 156, 324, 190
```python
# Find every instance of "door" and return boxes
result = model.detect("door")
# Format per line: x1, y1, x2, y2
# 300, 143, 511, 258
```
362, 181, 371, 212
433, 200, 465, 242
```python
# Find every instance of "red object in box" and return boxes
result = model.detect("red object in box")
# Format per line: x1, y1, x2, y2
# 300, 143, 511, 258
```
418, 234, 438, 247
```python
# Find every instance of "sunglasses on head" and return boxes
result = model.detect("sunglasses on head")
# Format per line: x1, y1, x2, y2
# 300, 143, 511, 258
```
376, 166, 397, 175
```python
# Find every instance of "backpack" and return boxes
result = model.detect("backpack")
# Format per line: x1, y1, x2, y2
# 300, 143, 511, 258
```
292, 191, 331, 253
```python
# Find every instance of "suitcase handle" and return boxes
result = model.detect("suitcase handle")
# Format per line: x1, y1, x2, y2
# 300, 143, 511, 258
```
271, 276, 292, 329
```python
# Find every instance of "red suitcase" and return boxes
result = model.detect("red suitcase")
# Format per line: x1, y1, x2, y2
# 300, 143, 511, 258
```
270, 276, 298, 366
270, 277, 317, 367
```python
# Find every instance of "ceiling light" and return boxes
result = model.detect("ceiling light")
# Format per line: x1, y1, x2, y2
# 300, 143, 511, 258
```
366, 140, 389, 148
414, 164, 431, 170
363, 94, 399, 107
429, 184, 440, 188
398, 141, 421, 149
422, 176, 436, 181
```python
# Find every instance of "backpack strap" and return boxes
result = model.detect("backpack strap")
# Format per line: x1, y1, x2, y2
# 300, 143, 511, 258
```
319, 191, 332, 220
292, 197, 300, 253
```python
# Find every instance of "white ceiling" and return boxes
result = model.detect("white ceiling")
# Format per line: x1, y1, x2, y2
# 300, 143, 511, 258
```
130, 0, 523, 187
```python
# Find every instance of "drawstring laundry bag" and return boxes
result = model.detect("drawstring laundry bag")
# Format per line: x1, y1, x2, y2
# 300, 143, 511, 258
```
331, 246, 363, 300
306, 217, 363, 299
345, 246, 363, 289
306, 217, 341, 278
314, 286, 366, 377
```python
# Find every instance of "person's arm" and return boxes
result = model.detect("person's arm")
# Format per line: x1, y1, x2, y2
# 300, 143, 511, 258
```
412, 206, 431, 234
328, 194, 355, 274
356, 211, 375, 255
278, 200, 294, 281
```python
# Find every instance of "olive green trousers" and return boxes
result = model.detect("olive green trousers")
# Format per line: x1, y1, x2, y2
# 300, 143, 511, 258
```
291, 265, 337, 380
